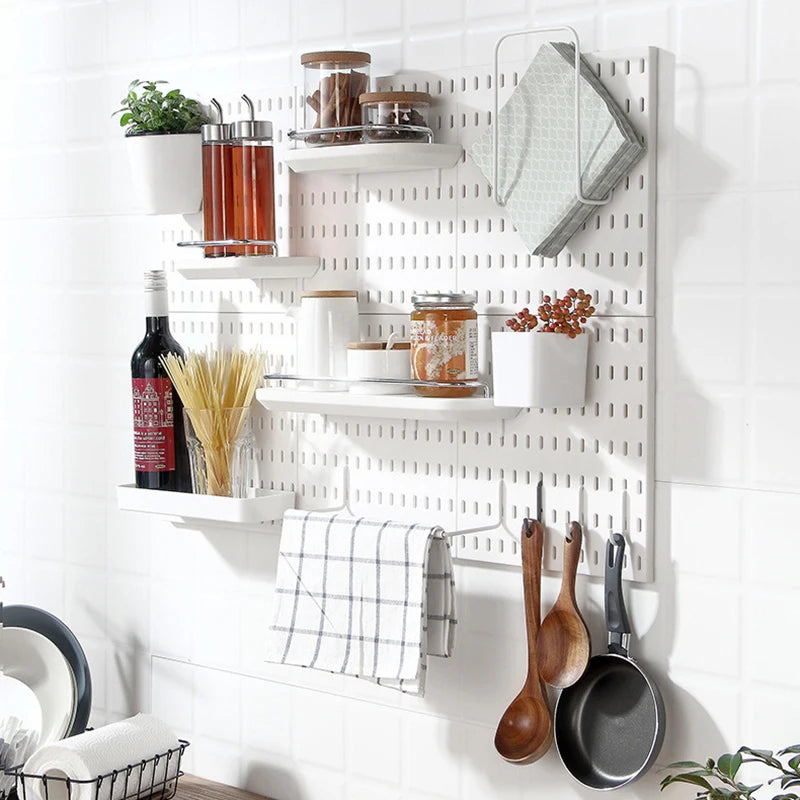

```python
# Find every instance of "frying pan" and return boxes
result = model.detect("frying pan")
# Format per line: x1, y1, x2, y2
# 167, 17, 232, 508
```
554, 534, 665, 790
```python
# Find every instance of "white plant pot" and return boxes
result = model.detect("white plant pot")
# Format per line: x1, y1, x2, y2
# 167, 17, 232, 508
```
491, 330, 589, 408
125, 132, 202, 215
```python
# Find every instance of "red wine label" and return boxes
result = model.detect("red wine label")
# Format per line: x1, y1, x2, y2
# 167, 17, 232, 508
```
132, 378, 176, 472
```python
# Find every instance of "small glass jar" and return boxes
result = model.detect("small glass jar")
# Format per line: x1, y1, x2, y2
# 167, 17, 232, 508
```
301, 50, 371, 145
410, 293, 479, 398
359, 91, 432, 142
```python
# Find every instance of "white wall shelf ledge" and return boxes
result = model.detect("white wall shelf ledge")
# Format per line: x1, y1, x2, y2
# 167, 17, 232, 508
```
175, 240, 319, 280
256, 386, 520, 422
175, 254, 320, 281
116, 484, 295, 525
283, 142, 463, 175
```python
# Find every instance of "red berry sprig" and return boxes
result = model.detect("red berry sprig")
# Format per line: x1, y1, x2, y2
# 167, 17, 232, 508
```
505, 289, 596, 338
505, 307, 538, 332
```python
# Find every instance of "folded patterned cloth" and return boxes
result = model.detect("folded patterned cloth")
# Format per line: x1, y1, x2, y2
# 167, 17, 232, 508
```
265, 509, 456, 696
470, 41, 646, 257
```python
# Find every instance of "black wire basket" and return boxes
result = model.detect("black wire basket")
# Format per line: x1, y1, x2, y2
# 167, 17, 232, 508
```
0, 740, 189, 800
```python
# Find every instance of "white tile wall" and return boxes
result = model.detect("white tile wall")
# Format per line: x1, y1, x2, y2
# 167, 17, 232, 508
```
2, 1, 800, 798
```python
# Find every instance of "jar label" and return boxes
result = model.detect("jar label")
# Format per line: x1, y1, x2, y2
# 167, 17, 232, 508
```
410, 318, 479, 382
132, 378, 176, 472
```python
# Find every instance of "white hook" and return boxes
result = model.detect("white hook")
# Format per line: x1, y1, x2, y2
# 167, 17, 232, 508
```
313, 463, 355, 516
447, 479, 512, 537
621, 488, 629, 535
566, 483, 587, 542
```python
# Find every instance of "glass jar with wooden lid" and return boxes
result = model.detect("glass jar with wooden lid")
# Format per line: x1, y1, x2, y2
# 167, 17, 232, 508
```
301, 50, 371, 145
410, 293, 479, 398
359, 91, 432, 142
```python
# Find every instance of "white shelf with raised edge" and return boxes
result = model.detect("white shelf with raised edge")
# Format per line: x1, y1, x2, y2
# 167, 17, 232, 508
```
256, 387, 520, 422
284, 142, 463, 175
175, 254, 320, 281
116, 484, 294, 525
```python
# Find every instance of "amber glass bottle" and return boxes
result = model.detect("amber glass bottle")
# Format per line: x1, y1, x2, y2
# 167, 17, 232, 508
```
201, 118, 233, 257
230, 110, 275, 257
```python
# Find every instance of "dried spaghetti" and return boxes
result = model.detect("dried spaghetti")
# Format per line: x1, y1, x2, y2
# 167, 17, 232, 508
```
160, 349, 265, 496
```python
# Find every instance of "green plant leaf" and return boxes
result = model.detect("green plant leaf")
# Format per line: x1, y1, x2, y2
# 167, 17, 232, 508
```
115, 78, 208, 134
779, 746, 800, 756
788, 755, 800, 773
660, 774, 713, 791
707, 789, 732, 800
738, 747, 783, 770
665, 761, 707, 770
718, 753, 742, 780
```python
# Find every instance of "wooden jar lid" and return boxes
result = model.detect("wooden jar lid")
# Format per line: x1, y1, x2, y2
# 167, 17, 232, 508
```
347, 340, 411, 350
301, 290, 358, 299
301, 50, 371, 66
359, 91, 432, 105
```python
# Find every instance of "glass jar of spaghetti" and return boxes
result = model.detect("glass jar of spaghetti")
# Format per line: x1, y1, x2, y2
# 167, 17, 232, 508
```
410, 293, 479, 397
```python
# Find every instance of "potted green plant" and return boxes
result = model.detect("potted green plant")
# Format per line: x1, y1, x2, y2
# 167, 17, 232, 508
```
661, 744, 800, 800
491, 289, 595, 408
114, 79, 209, 215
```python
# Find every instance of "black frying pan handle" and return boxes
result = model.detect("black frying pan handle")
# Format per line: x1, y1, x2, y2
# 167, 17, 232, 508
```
605, 533, 631, 656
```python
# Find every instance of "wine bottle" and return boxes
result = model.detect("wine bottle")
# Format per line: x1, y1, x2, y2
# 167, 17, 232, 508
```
130, 270, 191, 492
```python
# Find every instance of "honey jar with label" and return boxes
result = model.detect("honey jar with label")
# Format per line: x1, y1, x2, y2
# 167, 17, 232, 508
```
410, 293, 479, 397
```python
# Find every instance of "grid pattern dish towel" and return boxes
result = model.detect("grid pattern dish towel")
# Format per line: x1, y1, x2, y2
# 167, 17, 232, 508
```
265, 510, 456, 696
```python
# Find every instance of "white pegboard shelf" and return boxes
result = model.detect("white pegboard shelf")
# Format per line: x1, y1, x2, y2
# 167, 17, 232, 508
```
176, 255, 320, 281
116, 484, 295, 525
256, 387, 520, 422
284, 142, 463, 174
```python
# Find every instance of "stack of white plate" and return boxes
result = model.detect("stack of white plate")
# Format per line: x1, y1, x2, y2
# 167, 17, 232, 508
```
0, 605, 92, 771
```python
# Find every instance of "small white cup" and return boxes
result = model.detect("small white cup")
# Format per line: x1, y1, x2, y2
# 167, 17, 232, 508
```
347, 336, 411, 394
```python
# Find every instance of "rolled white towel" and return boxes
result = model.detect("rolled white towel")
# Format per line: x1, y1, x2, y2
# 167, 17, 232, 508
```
22, 714, 180, 800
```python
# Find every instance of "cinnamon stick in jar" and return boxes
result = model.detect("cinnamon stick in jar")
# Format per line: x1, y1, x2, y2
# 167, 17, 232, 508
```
301, 50, 371, 146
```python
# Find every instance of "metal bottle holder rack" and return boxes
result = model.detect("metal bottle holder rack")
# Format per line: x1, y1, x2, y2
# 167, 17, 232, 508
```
263, 373, 491, 396
1, 741, 189, 800
177, 239, 279, 253
287, 124, 435, 145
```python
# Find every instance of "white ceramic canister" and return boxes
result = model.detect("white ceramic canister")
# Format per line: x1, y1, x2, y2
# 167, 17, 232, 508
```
296, 290, 359, 390
346, 337, 411, 394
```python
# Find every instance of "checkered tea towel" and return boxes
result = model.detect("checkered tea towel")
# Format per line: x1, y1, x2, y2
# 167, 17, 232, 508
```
265, 509, 457, 696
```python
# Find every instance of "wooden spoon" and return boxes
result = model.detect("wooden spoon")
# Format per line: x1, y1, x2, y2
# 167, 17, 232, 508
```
494, 519, 553, 764
536, 521, 591, 688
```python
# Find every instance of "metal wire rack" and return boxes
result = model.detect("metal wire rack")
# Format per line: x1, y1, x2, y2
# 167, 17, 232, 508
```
1, 741, 189, 800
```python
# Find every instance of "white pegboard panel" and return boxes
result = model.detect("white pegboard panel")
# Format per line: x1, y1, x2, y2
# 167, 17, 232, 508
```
454, 47, 657, 318
159, 45, 658, 582
163, 47, 656, 319
453, 317, 654, 582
